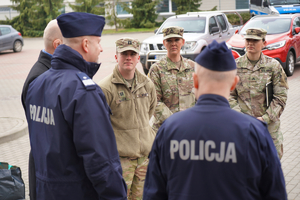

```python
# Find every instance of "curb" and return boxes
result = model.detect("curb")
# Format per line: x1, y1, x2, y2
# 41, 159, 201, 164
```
0, 117, 28, 145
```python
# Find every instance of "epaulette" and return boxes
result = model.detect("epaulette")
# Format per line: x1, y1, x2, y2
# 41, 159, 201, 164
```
76, 72, 96, 91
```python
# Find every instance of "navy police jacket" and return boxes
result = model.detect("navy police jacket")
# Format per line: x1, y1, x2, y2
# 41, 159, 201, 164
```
143, 94, 287, 200
25, 45, 127, 200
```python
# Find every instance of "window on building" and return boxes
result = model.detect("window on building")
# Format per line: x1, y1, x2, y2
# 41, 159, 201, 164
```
0, 7, 11, 12
157, 0, 169, 13
117, 2, 129, 15
236, 0, 249, 9
171, 1, 177, 12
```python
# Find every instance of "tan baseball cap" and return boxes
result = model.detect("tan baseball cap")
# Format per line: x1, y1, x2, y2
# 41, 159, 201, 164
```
244, 28, 267, 40
162, 26, 184, 40
116, 37, 140, 53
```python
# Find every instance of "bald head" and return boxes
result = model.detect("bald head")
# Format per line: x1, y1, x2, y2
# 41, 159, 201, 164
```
43, 19, 63, 54
193, 64, 239, 100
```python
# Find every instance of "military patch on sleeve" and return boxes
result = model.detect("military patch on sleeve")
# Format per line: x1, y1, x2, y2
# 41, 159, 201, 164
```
76, 72, 96, 91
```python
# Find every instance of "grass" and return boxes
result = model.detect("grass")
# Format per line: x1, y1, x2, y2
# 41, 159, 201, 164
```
102, 27, 158, 35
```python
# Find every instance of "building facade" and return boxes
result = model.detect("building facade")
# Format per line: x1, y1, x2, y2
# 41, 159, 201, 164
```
0, 0, 249, 23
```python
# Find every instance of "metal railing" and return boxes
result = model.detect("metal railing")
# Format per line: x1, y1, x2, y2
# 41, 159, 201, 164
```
145, 50, 168, 70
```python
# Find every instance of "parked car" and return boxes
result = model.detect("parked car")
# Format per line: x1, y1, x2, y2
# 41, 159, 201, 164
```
139, 12, 239, 74
0, 25, 24, 53
227, 14, 300, 76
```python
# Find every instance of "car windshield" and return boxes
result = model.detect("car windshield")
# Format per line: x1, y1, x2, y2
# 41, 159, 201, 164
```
158, 17, 206, 34
240, 17, 291, 35
270, 0, 300, 6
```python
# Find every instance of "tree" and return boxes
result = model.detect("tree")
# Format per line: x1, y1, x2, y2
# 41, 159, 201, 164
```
105, 0, 120, 31
122, 0, 159, 28
172, 0, 202, 15
9, 0, 33, 35
69, 0, 105, 15
10, 0, 64, 36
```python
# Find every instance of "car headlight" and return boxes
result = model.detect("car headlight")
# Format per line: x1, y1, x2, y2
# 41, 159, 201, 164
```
226, 43, 232, 49
264, 41, 286, 50
182, 41, 197, 51
140, 43, 149, 52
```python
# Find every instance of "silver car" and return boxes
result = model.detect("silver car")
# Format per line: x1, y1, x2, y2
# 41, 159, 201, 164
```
0, 25, 24, 53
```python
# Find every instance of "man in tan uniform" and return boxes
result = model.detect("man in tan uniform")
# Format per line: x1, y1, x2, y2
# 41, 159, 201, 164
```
98, 37, 157, 200
229, 28, 289, 159
148, 26, 196, 132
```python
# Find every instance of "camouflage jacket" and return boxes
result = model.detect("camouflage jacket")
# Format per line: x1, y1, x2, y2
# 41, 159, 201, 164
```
148, 56, 196, 131
229, 53, 288, 124
99, 65, 157, 158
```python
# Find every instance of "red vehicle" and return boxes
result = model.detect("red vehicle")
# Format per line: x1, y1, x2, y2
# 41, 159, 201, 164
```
226, 14, 300, 76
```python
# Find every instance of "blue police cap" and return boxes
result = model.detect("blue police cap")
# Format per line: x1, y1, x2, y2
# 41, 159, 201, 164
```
195, 40, 236, 71
57, 12, 105, 38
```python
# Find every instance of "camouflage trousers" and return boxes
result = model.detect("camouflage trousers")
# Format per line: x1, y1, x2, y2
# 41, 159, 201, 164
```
119, 156, 149, 200
268, 121, 283, 159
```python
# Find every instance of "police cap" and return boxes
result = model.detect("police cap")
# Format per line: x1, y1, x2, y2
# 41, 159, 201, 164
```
57, 12, 105, 38
195, 40, 236, 71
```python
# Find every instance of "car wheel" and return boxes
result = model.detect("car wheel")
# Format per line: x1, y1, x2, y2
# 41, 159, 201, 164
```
285, 51, 294, 76
13, 40, 22, 52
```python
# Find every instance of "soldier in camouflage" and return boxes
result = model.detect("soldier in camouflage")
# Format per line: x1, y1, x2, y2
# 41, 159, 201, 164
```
98, 37, 157, 200
229, 28, 289, 159
148, 26, 196, 132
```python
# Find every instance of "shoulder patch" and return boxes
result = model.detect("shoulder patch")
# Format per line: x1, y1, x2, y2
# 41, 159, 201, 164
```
76, 72, 96, 91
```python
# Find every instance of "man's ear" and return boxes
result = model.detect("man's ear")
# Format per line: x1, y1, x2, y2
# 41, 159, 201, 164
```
230, 75, 240, 91
53, 39, 62, 49
82, 38, 89, 53
193, 72, 198, 89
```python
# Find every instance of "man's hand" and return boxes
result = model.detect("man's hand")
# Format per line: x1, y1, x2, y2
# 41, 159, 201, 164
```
257, 117, 264, 122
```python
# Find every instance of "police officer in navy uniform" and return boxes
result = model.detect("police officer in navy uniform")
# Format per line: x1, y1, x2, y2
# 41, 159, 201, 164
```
143, 40, 287, 200
25, 12, 127, 200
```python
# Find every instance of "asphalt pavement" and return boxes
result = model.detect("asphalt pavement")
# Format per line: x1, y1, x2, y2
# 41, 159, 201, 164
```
0, 34, 300, 199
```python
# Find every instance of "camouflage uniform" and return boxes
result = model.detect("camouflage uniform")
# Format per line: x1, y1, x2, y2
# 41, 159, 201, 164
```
99, 38, 157, 200
229, 53, 288, 159
149, 56, 196, 132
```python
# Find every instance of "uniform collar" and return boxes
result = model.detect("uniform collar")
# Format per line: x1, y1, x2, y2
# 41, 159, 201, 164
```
112, 65, 149, 86
239, 53, 266, 71
42, 49, 53, 58
165, 56, 193, 72
51, 44, 100, 78
196, 94, 230, 107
